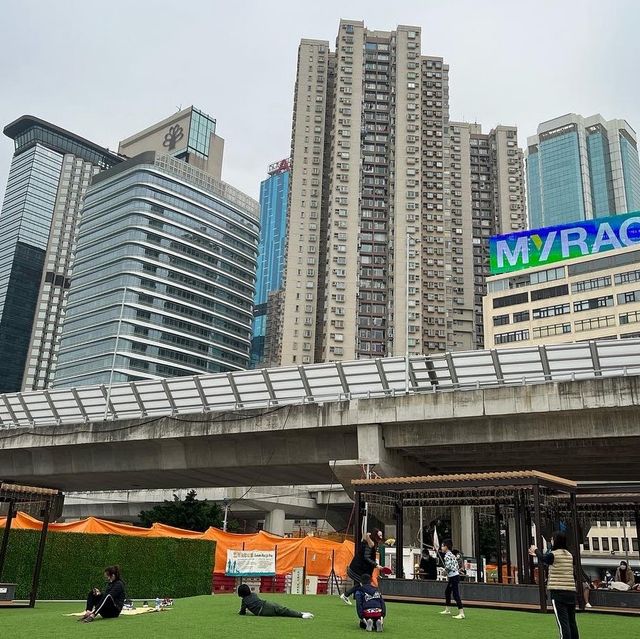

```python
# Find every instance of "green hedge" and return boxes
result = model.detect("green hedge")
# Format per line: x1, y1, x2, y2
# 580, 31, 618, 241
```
1, 530, 215, 599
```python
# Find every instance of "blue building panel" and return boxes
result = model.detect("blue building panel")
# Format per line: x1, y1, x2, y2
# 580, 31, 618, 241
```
250, 161, 289, 367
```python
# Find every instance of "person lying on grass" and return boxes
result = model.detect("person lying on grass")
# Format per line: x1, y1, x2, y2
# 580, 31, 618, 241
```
354, 574, 386, 632
79, 565, 126, 623
237, 584, 314, 619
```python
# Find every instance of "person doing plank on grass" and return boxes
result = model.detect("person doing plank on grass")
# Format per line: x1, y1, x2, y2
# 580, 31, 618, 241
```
354, 574, 386, 632
79, 565, 126, 623
237, 584, 314, 619
530, 531, 580, 639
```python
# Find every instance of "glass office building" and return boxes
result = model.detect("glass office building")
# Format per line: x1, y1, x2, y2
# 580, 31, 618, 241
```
526, 113, 640, 227
250, 159, 289, 367
0, 116, 121, 393
53, 151, 260, 387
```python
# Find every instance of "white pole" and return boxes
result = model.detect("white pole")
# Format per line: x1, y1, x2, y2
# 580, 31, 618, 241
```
223, 500, 230, 532
419, 506, 424, 549
104, 286, 127, 420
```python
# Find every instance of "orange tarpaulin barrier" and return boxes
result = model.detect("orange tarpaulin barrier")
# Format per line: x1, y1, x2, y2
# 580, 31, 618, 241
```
0, 512, 354, 578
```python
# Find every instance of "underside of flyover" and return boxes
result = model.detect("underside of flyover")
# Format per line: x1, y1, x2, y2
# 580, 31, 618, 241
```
1, 376, 639, 492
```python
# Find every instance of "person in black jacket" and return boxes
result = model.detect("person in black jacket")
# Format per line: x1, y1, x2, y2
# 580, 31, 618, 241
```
354, 574, 386, 632
341, 529, 383, 605
237, 584, 314, 618
80, 566, 126, 623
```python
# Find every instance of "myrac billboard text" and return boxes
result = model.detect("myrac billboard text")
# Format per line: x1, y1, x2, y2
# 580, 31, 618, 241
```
489, 210, 640, 275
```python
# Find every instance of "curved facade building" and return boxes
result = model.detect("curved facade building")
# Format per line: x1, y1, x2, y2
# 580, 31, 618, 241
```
53, 151, 259, 387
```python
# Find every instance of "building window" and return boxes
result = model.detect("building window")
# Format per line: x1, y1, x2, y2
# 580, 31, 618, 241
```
633, 538, 639, 552
530, 284, 569, 302
582, 538, 590, 551
513, 311, 530, 323
493, 292, 529, 309
493, 314, 509, 326
532, 303, 570, 319
533, 323, 571, 339
574, 315, 616, 332
592, 538, 600, 551
617, 289, 640, 305
612, 537, 620, 552
601, 538, 610, 552
495, 329, 529, 344
615, 269, 640, 285
573, 295, 614, 312
571, 275, 611, 293
622, 538, 630, 551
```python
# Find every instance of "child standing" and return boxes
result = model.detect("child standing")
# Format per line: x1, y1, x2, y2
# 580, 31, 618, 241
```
354, 574, 386, 632
440, 539, 465, 620
237, 584, 314, 619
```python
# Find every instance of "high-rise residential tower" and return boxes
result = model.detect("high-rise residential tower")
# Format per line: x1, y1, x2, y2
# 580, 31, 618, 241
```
526, 113, 640, 228
279, 20, 455, 365
250, 159, 290, 367
448, 122, 526, 348
53, 151, 259, 387
0, 116, 121, 393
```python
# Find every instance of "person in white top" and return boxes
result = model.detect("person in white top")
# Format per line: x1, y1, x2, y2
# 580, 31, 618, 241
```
439, 538, 465, 620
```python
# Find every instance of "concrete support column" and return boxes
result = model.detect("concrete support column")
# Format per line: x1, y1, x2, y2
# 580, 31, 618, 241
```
451, 506, 474, 555
264, 508, 286, 536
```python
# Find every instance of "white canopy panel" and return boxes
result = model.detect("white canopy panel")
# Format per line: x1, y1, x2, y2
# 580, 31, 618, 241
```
1, 339, 639, 429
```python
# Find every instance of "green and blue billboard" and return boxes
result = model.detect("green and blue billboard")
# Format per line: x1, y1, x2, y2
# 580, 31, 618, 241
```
489, 210, 640, 275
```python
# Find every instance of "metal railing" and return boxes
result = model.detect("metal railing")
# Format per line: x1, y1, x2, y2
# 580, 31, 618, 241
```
1, 339, 640, 430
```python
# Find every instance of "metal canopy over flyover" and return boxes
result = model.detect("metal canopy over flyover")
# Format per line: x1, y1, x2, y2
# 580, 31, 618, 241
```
1, 338, 640, 430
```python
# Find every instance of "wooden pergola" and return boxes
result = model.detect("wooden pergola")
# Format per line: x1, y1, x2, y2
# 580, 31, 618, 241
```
0, 482, 64, 608
353, 471, 582, 612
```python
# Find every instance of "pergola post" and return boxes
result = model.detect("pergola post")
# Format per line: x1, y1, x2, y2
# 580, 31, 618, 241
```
635, 508, 640, 573
514, 493, 524, 585
354, 491, 363, 545
395, 499, 404, 579
533, 485, 546, 612
524, 496, 534, 584
570, 491, 584, 609
473, 509, 483, 583
0, 498, 15, 579
495, 502, 503, 583
29, 500, 52, 608
505, 511, 512, 583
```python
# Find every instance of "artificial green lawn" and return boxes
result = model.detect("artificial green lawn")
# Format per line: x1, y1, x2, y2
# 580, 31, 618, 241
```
1, 594, 637, 639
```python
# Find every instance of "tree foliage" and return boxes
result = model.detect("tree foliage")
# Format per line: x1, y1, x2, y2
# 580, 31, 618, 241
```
139, 490, 226, 532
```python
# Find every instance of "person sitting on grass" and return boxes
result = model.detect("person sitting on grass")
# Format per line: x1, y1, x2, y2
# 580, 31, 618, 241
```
354, 574, 386, 632
237, 584, 314, 619
79, 565, 126, 623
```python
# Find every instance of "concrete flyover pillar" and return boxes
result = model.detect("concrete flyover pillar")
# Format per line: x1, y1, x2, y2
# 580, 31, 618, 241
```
264, 508, 286, 536
451, 506, 474, 556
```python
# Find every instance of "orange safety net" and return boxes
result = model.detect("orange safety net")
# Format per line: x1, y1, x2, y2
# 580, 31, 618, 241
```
0, 512, 355, 578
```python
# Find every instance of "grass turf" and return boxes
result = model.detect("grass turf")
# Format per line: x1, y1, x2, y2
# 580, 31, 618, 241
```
1, 594, 637, 639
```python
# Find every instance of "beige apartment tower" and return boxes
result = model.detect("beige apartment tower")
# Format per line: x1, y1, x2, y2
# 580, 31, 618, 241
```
278, 20, 525, 365
279, 20, 452, 365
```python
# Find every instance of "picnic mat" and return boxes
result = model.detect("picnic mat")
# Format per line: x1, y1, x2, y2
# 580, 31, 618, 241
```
65, 608, 170, 617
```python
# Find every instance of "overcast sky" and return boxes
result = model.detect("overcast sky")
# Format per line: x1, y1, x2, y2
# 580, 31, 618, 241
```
1, 0, 639, 203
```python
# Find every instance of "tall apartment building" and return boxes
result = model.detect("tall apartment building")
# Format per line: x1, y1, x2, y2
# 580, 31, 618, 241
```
250, 159, 290, 367
448, 123, 526, 348
53, 151, 259, 387
0, 116, 121, 393
280, 20, 452, 365
526, 113, 640, 228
